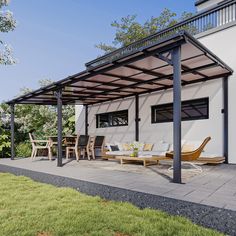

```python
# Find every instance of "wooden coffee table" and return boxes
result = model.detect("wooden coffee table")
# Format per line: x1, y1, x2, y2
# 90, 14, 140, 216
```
115, 155, 171, 167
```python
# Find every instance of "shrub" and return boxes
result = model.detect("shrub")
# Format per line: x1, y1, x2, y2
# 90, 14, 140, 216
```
0, 126, 11, 158
16, 142, 32, 158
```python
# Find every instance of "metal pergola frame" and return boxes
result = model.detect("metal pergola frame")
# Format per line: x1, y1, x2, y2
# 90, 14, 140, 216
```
7, 31, 233, 183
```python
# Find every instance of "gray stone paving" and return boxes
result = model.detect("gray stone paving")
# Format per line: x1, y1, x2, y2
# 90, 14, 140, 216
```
0, 157, 236, 211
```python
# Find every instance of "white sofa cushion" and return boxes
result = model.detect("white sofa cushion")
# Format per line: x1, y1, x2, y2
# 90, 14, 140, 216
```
106, 150, 167, 156
106, 151, 132, 156
140, 151, 167, 156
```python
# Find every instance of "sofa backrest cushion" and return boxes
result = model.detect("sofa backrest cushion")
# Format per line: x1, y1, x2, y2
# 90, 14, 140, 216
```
153, 141, 170, 152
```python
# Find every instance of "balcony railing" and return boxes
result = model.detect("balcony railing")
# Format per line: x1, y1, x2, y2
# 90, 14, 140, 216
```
86, 0, 236, 70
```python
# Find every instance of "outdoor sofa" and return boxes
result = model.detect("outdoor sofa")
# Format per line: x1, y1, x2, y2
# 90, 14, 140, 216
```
102, 137, 225, 165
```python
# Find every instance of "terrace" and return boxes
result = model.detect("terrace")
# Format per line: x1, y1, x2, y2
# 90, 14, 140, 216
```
6, 30, 233, 184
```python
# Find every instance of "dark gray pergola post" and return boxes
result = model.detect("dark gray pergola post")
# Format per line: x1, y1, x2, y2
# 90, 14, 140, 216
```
10, 103, 15, 160
223, 76, 229, 164
172, 46, 182, 184
85, 105, 88, 136
56, 89, 63, 167
135, 94, 140, 141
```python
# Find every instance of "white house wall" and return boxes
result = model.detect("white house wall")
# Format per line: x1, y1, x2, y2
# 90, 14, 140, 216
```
196, 25, 236, 163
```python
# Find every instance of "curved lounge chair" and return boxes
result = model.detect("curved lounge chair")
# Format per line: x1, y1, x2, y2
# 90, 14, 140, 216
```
166, 137, 212, 161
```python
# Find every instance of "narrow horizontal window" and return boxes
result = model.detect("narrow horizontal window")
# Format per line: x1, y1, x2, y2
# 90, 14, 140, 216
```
151, 98, 209, 123
96, 110, 128, 128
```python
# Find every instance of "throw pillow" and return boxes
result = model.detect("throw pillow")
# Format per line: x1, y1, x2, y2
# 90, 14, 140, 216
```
122, 143, 130, 151
105, 143, 113, 152
110, 145, 119, 151
143, 143, 153, 151
115, 141, 124, 151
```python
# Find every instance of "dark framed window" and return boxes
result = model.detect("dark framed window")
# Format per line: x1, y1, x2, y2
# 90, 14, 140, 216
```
96, 110, 128, 128
151, 97, 209, 123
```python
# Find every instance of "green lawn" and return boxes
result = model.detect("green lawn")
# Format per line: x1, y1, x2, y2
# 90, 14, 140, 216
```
0, 173, 223, 236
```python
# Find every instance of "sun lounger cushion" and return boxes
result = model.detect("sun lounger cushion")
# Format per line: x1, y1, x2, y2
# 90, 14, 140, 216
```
200, 153, 221, 158
182, 141, 203, 152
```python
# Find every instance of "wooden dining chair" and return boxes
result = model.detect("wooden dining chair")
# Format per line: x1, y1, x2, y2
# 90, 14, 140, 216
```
29, 133, 51, 160
88, 136, 105, 160
87, 136, 95, 160
77, 135, 90, 160
66, 135, 79, 160
66, 135, 90, 161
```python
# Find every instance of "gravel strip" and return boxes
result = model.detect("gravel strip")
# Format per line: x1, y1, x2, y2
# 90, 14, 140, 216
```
0, 164, 235, 235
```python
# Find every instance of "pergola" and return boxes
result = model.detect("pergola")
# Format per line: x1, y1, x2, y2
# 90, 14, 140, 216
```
7, 31, 233, 183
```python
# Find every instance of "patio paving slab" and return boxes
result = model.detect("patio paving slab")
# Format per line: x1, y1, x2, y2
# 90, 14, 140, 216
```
0, 158, 236, 210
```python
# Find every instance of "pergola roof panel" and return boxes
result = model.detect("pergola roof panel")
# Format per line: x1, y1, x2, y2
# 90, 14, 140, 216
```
154, 66, 173, 75
7, 31, 233, 106
130, 56, 168, 70
181, 73, 203, 81
108, 67, 141, 77
181, 42, 203, 61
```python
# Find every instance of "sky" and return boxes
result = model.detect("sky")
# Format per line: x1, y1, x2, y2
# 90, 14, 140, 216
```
0, 0, 195, 102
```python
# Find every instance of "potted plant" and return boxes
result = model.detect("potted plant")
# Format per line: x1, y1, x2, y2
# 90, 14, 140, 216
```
129, 142, 143, 157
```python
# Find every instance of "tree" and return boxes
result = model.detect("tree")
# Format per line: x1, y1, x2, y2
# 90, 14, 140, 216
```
96, 9, 194, 53
0, 79, 75, 157
13, 79, 75, 138
0, 104, 11, 157
0, 0, 17, 65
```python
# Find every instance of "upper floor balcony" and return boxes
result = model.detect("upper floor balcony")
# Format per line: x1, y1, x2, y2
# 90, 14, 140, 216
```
86, 0, 236, 70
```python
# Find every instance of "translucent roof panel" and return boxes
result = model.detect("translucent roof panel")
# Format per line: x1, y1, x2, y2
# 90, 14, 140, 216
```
7, 31, 233, 105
